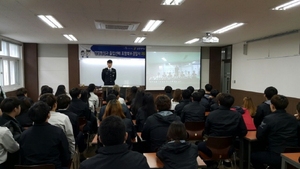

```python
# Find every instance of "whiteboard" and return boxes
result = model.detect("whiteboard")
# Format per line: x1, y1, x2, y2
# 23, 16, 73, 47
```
80, 58, 145, 87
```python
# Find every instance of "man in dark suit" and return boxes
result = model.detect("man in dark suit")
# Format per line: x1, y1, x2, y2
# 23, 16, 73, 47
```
101, 60, 116, 85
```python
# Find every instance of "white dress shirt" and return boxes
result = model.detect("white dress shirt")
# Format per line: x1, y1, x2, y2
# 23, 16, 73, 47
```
89, 92, 99, 112
48, 111, 75, 157
0, 127, 19, 164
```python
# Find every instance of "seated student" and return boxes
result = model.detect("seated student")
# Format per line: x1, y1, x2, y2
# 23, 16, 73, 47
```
204, 84, 213, 99
39, 93, 75, 157
109, 90, 131, 119
157, 121, 198, 169
79, 116, 150, 169
174, 90, 191, 116
187, 86, 194, 94
199, 89, 210, 111
125, 86, 138, 106
142, 95, 181, 152
254, 86, 278, 128
56, 94, 79, 138
87, 83, 99, 114
0, 106, 20, 169
242, 97, 256, 130
130, 89, 144, 119
181, 92, 205, 123
164, 86, 173, 100
170, 89, 181, 111
136, 92, 157, 132
20, 101, 71, 169
251, 95, 299, 169
113, 84, 126, 105
102, 99, 136, 149
209, 89, 220, 111
198, 93, 247, 168
16, 97, 33, 130
41, 86, 53, 95
16, 87, 34, 105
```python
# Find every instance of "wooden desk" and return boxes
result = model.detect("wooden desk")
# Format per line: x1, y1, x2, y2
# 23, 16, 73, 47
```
239, 131, 257, 169
281, 153, 300, 169
143, 152, 206, 169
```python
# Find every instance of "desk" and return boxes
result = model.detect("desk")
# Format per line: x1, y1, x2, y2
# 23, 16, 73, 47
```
239, 131, 257, 169
143, 152, 206, 169
281, 153, 300, 169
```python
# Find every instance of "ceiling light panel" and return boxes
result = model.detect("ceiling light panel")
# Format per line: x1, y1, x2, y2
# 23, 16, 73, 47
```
272, 0, 300, 10
142, 20, 164, 32
185, 38, 200, 44
213, 23, 244, 34
64, 34, 77, 41
161, 0, 185, 5
134, 37, 146, 43
38, 15, 63, 28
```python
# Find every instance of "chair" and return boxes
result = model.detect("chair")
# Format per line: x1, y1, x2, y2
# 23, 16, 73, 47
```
185, 121, 205, 141
199, 136, 237, 169
14, 164, 55, 169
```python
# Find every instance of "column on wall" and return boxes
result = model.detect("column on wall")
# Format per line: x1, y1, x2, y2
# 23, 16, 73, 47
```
68, 44, 80, 90
209, 47, 222, 91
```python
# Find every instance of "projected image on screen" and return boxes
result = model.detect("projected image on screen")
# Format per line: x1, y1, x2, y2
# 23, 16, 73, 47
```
146, 51, 200, 90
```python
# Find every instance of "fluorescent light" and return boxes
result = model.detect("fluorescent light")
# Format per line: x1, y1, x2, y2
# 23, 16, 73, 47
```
213, 23, 244, 34
162, 57, 167, 61
142, 20, 164, 32
272, 0, 300, 10
134, 37, 146, 43
37, 15, 64, 28
161, 0, 185, 5
185, 38, 200, 44
63, 34, 78, 41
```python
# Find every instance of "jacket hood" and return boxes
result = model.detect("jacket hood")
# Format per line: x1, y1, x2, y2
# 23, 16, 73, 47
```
162, 141, 192, 154
153, 112, 179, 125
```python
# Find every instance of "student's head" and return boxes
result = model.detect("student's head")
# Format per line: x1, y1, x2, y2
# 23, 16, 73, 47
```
130, 86, 138, 94
172, 89, 182, 102
108, 89, 119, 97
107, 60, 113, 68
113, 85, 120, 92
56, 94, 71, 109
142, 92, 155, 107
106, 93, 117, 103
243, 97, 256, 116
28, 101, 50, 124
80, 90, 89, 103
87, 83, 96, 93
182, 89, 191, 100
217, 93, 235, 108
41, 86, 53, 95
187, 86, 194, 93
192, 92, 202, 102
99, 115, 126, 146
39, 93, 57, 111
55, 85, 66, 96
0, 97, 21, 116
270, 95, 288, 112
164, 86, 172, 94
167, 121, 187, 141
210, 89, 219, 98
264, 86, 278, 100
155, 95, 171, 111
69, 88, 81, 99
20, 98, 32, 114
103, 99, 125, 119
16, 87, 28, 97
205, 84, 213, 92
40, 85, 48, 93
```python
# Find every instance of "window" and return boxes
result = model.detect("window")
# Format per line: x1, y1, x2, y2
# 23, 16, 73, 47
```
0, 40, 22, 87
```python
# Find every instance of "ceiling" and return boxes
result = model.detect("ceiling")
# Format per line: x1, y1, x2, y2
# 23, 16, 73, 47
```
0, 0, 300, 47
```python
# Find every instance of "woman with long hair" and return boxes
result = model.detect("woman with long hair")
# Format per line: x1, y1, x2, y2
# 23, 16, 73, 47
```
170, 89, 182, 110
136, 92, 157, 131
103, 99, 136, 149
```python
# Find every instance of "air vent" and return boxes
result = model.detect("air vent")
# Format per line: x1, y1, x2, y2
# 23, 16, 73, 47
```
94, 21, 140, 31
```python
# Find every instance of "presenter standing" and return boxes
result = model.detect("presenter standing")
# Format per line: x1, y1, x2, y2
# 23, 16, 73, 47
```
101, 60, 116, 85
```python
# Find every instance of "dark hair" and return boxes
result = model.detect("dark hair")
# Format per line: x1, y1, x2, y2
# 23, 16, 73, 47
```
19, 98, 32, 115
69, 88, 81, 98
107, 60, 113, 63
271, 95, 288, 110
210, 89, 219, 97
192, 92, 202, 102
264, 86, 278, 100
28, 101, 50, 124
164, 86, 172, 93
198, 89, 205, 96
141, 92, 157, 118
182, 89, 191, 100
106, 94, 117, 103
172, 89, 182, 102
39, 93, 56, 109
126, 86, 138, 105
87, 83, 96, 93
40, 85, 49, 94
103, 99, 125, 119
218, 93, 235, 108
167, 121, 187, 141
205, 84, 213, 92
155, 94, 171, 111
131, 90, 144, 116
57, 94, 71, 109
108, 89, 119, 97
0, 97, 21, 113
187, 86, 194, 93
16, 87, 27, 96
55, 85, 66, 96
99, 115, 125, 146
41, 86, 53, 95
80, 90, 89, 103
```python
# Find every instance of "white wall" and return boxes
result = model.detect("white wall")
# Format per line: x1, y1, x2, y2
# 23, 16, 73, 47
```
231, 32, 300, 98
38, 44, 69, 94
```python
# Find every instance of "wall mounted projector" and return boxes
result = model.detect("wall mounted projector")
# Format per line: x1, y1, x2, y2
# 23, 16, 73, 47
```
202, 33, 219, 43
